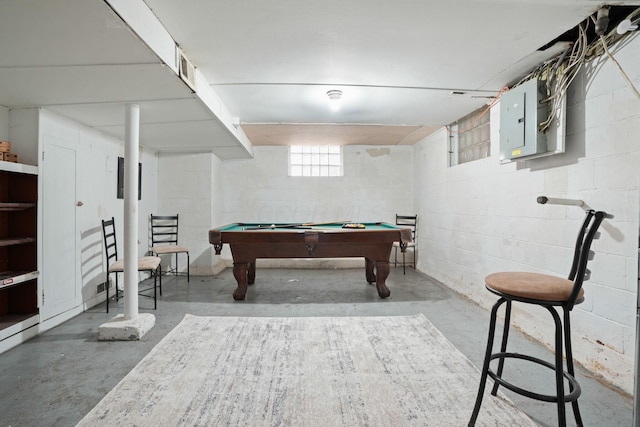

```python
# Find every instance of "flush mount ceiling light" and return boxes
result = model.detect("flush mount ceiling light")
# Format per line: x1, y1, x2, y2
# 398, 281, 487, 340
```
327, 89, 343, 111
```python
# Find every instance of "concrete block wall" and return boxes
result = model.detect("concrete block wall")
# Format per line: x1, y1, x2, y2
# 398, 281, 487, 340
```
414, 34, 640, 393
157, 152, 223, 275
0, 108, 161, 329
0, 107, 7, 140
212, 145, 414, 267
36, 109, 160, 308
219, 145, 413, 223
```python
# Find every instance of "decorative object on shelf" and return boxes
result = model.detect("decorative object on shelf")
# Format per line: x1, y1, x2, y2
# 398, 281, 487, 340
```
0, 140, 18, 163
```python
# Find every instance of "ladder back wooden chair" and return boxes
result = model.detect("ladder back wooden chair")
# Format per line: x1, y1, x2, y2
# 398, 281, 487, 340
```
393, 214, 417, 274
102, 217, 161, 313
150, 214, 190, 282
468, 209, 608, 427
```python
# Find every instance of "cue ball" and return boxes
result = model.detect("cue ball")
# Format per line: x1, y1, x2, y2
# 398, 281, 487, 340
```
271, 224, 275, 228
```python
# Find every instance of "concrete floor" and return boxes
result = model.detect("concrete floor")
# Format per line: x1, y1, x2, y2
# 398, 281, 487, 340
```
0, 267, 633, 426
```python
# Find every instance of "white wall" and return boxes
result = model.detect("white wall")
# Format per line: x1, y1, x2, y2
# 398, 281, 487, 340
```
157, 152, 223, 275
8, 108, 159, 316
0, 106, 8, 140
71, 114, 159, 306
414, 35, 640, 393
2, 30, 634, 395
158, 145, 415, 269
219, 145, 413, 223
212, 145, 414, 266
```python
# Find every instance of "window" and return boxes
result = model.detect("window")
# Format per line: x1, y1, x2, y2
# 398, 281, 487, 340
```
448, 106, 491, 166
289, 145, 343, 177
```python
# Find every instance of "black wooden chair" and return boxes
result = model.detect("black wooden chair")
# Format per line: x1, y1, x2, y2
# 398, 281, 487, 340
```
468, 209, 607, 427
392, 214, 417, 274
150, 214, 190, 282
102, 217, 161, 313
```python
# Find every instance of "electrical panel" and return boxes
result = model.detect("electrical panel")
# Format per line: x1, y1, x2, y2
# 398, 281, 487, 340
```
499, 78, 549, 161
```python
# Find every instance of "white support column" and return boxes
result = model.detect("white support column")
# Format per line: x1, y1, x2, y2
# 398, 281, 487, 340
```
97, 103, 155, 341
123, 103, 140, 320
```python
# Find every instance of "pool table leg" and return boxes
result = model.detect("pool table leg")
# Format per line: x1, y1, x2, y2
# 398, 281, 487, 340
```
365, 258, 391, 298
248, 261, 256, 285
374, 261, 391, 298
232, 262, 249, 300
365, 258, 376, 283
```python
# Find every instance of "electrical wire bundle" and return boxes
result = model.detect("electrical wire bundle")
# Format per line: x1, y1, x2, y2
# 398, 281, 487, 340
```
511, 6, 640, 134
592, 8, 640, 100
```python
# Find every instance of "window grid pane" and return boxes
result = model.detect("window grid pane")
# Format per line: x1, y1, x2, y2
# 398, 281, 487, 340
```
449, 106, 491, 167
289, 145, 343, 177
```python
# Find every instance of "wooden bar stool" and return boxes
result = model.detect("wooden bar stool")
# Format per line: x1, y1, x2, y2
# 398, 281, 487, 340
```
468, 209, 607, 427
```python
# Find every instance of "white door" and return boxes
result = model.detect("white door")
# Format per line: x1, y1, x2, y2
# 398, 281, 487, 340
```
40, 133, 80, 320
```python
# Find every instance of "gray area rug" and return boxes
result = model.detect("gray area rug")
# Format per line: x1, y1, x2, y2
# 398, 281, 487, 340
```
78, 314, 536, 426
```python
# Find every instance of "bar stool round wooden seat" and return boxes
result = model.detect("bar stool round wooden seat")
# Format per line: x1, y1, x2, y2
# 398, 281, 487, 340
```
468, 209, 607, 427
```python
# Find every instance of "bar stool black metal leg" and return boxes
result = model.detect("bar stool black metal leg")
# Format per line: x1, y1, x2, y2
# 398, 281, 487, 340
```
547, 306, 567, 427
491, 300, 512, 396
469, 298, 506, 426
563, 308, 583, 426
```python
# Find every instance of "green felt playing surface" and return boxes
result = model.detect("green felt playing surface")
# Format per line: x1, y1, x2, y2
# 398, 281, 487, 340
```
220, 222, 401, 231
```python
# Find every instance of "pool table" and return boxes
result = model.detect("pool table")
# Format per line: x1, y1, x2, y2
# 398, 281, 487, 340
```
209, 222, 412, 300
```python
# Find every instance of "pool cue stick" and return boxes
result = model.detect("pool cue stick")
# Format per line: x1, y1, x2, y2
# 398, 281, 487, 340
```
302, 220, 351, 226
244, 221, 352, 230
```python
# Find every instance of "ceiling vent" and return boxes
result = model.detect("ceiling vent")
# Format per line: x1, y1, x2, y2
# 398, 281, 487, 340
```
177, 48, 196, 92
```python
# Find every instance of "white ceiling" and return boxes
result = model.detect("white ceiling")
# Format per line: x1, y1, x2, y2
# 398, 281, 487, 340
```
1, 1, 639, 158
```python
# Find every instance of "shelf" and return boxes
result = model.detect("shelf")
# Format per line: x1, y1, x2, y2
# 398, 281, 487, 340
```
0, 271, 39, 290
0, 202, 36, 211
0, 162, 37, 175
0, 237, 35, 247
0, 313, 39, 342
0, 162, 39, 352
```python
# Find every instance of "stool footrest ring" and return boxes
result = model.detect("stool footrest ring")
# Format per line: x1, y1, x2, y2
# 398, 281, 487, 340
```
488, 352, 581, 403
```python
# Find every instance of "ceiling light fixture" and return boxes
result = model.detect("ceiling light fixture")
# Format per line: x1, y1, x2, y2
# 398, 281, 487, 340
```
327, 89, 343, 111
